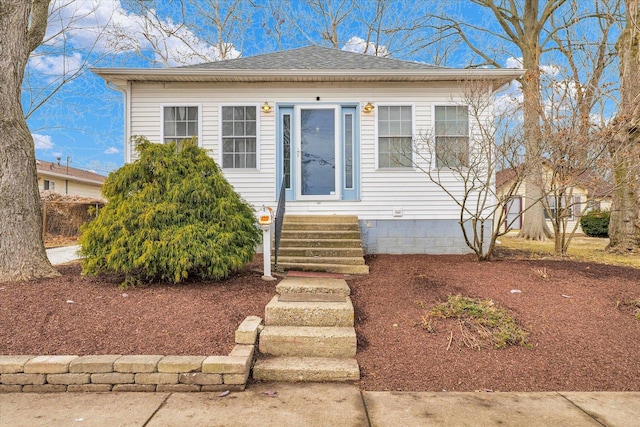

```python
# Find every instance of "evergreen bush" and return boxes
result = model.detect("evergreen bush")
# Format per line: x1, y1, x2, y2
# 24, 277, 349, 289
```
79, 137, 261, 285
579, 210, 610, 238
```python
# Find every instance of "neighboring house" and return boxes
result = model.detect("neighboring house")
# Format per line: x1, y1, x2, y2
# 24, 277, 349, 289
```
37, 159, 106, 199
496, 165, 613, 234
92, 46, 522, 254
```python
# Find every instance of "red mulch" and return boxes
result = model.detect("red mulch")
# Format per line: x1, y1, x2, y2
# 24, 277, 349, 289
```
350, 254, 640, 392
0, 257, 275, 356
1, 253, 639, 392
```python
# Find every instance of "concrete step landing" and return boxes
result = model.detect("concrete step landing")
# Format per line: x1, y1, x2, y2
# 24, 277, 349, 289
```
264, 295, 354, 327
276, 255, 366, 266
275, 214, 368, 275
276, 261, 369, 275
254, 276, 360, 383
276, 277, 351, 297
259, 326, 356, 358
252, 357, 360, 382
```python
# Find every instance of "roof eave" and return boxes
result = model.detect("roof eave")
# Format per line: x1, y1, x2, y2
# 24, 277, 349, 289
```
91, 67, 524, 87
37, 169, 105, 186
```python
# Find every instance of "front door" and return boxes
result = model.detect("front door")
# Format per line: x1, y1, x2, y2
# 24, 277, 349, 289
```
297, 106, 340, 199
277, 104, 358, 202
505, 196, 522, 230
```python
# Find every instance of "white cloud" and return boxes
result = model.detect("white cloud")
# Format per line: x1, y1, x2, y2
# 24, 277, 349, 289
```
342, 36, 388, 57
104, 146, 119, 154
135, 15, 240, 66
495, 58, 524, 115
33, 134, 54, 150
41, 0, 238, 67
505, 57, 523, 69
28, 52, 84, 82
505, 56, 559, 76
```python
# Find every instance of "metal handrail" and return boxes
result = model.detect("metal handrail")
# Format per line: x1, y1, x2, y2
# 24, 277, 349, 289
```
273, 178, 286, 269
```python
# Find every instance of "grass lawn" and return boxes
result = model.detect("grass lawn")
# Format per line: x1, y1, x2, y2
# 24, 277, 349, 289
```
497, 234, 640, 269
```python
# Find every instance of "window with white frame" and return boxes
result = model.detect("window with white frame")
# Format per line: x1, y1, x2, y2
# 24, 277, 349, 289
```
435, 105, 469, 168
163, 106, 199, 144
377, 105, 413, 168
44, 180, 55, 191
545, 196, 581, 221
222, 106, 257, 169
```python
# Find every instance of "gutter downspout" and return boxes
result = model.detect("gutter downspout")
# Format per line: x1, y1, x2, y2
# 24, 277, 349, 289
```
107, 80, 132, 164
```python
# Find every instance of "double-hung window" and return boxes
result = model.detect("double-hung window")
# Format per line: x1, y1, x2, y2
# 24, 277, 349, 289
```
545, 196, 581, 221
222, 106, 257, 169
377, 105, 413, 168
435, 106, 469, 168
163, 106, 199, 143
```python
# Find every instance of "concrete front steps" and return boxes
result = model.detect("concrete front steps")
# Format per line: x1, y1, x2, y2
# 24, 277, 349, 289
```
274, 215, 369, 275
253, 276, 360, 382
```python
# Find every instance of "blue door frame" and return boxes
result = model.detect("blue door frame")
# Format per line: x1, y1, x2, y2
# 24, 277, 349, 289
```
276, 103, 360, 202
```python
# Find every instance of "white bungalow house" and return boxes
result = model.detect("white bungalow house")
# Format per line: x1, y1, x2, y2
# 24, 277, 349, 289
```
92, 46, 522, 257
496, 164, 613, 234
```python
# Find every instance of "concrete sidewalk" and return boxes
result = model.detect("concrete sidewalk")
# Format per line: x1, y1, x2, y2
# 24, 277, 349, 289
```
46, 245, 81, 265
1, 383, 638, 427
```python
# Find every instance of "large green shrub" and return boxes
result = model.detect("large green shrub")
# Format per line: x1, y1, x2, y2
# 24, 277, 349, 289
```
79, 137, 261, 284
580, 210, 610, 238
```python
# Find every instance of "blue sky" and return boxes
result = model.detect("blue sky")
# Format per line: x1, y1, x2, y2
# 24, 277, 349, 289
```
24, 0, 492, 176
25, 0, 617, 176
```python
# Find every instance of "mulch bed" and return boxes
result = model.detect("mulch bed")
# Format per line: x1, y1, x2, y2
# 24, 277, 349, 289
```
1, 253, 639, 391
0, 256, 274, 356
350, 254, 640, 392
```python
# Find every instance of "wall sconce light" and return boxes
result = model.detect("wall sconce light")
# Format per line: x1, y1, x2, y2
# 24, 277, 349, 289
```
261, 102, 272, 113
363, 102, 375, 113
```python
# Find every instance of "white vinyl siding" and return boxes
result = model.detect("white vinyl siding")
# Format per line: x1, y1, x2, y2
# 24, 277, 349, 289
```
435, 105, 469, 168
377, 105, 413, 168
126, 82, 488, 220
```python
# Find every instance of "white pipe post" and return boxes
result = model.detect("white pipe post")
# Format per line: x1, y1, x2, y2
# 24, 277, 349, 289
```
261, 224, 275, 281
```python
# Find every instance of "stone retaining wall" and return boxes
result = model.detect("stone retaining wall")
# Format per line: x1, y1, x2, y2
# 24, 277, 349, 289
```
0, 316, 263, 393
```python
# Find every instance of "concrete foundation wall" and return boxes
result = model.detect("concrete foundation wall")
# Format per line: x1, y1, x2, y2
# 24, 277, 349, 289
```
360, 219, 492, 255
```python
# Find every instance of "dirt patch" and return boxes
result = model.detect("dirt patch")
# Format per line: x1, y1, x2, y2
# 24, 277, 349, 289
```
1, 253, 639, 392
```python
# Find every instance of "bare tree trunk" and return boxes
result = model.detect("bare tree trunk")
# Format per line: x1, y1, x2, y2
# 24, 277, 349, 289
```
0, 0, 59, 282
608, 158, 640, 251
518, 1, 552, 240
608, 0, 640, 253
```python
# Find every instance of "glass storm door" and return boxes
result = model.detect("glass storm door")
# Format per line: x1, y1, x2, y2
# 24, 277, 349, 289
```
297, 107, 340, 199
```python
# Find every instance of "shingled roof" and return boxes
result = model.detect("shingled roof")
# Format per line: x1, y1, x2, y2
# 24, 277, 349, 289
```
496, 164, 613, 199
36, 159, 107, 184
182, 45, 442, 71
92, 45, 524, 87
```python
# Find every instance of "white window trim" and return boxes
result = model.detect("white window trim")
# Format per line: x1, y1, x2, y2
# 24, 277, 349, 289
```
432, 103, 471, 170
218, 103, 261, 171
374, 103, 416, 170
160, 103, 203, 146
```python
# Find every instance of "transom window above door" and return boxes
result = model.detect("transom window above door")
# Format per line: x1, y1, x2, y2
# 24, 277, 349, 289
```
222, 106, 257, 169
